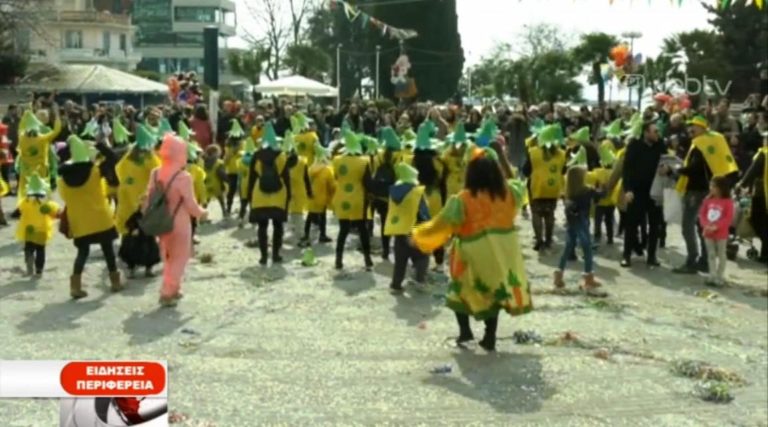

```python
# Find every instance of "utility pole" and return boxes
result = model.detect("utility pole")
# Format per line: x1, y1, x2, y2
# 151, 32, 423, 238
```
375, 45, 381, 100
336, 44, 342, 109
622, 31, 642, 109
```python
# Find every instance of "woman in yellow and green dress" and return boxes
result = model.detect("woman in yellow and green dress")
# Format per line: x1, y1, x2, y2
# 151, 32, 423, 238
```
412, 147, 532, 352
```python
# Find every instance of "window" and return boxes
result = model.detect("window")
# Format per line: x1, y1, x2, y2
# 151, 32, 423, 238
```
64, 30, 83, 49
223, 11, 235, 27
175, 33, 204, 46
102, 31, 111, 53
174, 7, 216, 23
119, 34, 127, 51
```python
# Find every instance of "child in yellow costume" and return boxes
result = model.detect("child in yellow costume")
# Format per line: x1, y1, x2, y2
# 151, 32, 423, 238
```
291, 112, 321, 165
16, 109, 61, 199
332, 127, 373, 270
185, 138, 207, 238
588, 144, 620, 245
523, 123, 566, 251
16, 173, 60, 277
410, 120, 447, 269
369, 126, 403, 260
237, 137, 257, 227
412, 147, 531, 351
283, 131, 313, 247
115, 125, 161, 235
442, 121, 469, 197
384, 162, 431, 293
223, 119, 245, 216
304, 144, 335, 244
203, 144, 228, 218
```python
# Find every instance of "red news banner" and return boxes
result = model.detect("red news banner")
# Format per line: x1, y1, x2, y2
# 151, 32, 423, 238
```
0, 360, 167, 397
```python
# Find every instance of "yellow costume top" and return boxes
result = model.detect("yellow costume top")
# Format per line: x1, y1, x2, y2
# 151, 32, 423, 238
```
294, 131, 320, 165
528, 146, 566, 200
287, 155, 310, 214
224, 140, 244, 175
186, 163, 207, 204
0, 176, 8, 197
441, 147, 467, 197
332, 155, 371, 220
384, 185, 425, 236
58, 166, 115, 239
588, 167, 619, 207
204, 158, 227, 199
676, 131, 738, 193
16, 198, 60, 245
410, 156, 446, 217
17, 118, 61, 198
307, 163, 335, 213
238, 156, 251, 201
250, 151, 289, 210
114, 150, 161, 235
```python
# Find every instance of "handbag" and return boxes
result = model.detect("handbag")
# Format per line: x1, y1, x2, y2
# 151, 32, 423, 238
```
663, 189, 683, 224
736, 206, 756, 239
58, 206, 72, 239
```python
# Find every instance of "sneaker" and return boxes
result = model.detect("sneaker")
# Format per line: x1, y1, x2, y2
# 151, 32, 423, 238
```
620, 258, 632, 268
646, 259, 661, 268
319, 236, 333, 244
389, 284, 405, 294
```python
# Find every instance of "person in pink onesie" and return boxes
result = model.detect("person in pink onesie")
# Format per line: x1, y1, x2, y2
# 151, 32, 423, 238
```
146, 133, 207, 307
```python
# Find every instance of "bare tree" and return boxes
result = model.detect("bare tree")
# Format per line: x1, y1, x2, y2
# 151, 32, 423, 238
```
287, 0, 316, 45
242, 0, 289, 80
0, 0, 53, 49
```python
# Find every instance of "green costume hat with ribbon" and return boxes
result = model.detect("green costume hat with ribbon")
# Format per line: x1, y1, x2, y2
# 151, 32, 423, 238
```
474, 119, 499, 148
360, 134, 379, 154
567, 145, 588, 168
570, 126, 591, 144
599, 143, 616, 167
81, 119, 99, 139
380, 126, 402, 151
415, 120, 437, 151
26, 172, 49, 197
261, 122, 282, 150
228, 119, 245, 139
448, 121, 468, 145
529, 118, 546, 136
395, 162, 419, 185
157, 118, 173, 137
282, 131, 296, 153
314, 143, 330, 163
179, 121, 195, 141
19, 110, 44, 134
603, 119, 623, 138
342, 126, 363, 155
538, 124, 565, 148
243, 136, 257, 154
290, 112, 309, 133
135, 125, 156, 150
624, 113, 643, 139
187, 139, 202, 162
402, 128, 417, 145
68, 135, 96, 163
112, 118, 131, 145
301, 247, 318, 267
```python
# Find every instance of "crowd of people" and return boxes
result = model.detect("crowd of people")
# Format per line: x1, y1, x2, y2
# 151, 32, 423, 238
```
0, 90, 766, 350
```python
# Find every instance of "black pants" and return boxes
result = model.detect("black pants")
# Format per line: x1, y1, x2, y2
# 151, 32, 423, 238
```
594, 206, 615, 243
336, 219, 372, 268
530, 199, 557, 246
372, 201, 391, 257
73, 240, 117, 275
191, 217, 197, 236
0, 163, 11, 185
238, 199, 248, 220
455, 312, 499, 346
304, 212, 328, 239
225, 174, 239, 214
391, 235, 428, 289
24, 242, 45, 273
623, 197, 662, 262
257, 219, 284, 262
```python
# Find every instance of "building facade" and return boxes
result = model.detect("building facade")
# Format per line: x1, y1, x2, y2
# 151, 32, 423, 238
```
132, 0, 236, 75
20, 0, 140, 71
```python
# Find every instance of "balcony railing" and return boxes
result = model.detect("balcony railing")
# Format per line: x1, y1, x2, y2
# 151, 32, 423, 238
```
54, 10, 132, 26
58, 48, 141, 62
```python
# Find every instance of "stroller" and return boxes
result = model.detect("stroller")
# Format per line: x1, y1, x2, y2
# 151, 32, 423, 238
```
727, 196, 759, 261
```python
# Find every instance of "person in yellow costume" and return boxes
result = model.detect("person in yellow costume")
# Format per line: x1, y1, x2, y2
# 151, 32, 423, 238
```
368, 126, 403, 260
185, 138, 207, 240
410, 119, 447, 269
224, 119, 245, 216
332, 126, 373, 270
303, 144, 335, 245
737, 133, 768, 264
237, 137, 257, 227
522, 123, 566, 251
442, 121, 469, 197
58, 135, 122, 299
384, 162, 430, 293
16, 172, 60, 277
291, 112, 321, 165
588, 144, 620, 245
411, 147, 532, 352
247, 122, 290, 265
16, 109, 61, 199
115, 125, 161, 236
203, 143, 228, 218
282, 131, 313, 247
667, 115, 739, 274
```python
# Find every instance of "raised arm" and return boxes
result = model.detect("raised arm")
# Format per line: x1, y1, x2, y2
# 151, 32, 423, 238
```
412, 195, 463, 253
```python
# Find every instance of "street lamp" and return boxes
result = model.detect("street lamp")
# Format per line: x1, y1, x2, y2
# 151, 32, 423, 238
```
621, 31, 643, 108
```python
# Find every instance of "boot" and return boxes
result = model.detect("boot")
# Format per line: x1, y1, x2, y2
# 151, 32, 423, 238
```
272, 228, 284, 263
109, 271, 124, 292
258, 237, 269, 266
478, 316, 498, 352
583, 273, 602, 288
70, 275, 88, 299
25, 254, 34, 276
553, 270, 565, 289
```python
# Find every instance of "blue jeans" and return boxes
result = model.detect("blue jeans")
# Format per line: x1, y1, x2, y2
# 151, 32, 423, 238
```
559, 218, 594, 273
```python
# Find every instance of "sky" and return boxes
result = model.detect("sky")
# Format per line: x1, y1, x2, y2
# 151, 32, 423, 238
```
234, 0, 716, 101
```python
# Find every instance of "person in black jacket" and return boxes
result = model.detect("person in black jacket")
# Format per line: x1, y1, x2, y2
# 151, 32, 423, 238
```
620, 121, 665, 268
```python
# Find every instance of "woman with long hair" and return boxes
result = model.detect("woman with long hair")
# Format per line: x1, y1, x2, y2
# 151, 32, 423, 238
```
411, 120, 447, 269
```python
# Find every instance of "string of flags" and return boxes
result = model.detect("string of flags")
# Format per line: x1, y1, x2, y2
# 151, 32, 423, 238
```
604, 0, 764, 8
328, 0, 419, 40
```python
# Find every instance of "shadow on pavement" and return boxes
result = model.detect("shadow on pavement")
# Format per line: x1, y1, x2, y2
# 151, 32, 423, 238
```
16, 293, 109, 334
0, 279, 36, 300
123, 307, 191, 346
0, 242, 19, 258
332, 271, 376, 296
391, 291, 442, 326
423, 351, 553, 414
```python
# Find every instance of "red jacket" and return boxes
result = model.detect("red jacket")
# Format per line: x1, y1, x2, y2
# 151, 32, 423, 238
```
698, 197, 734, 240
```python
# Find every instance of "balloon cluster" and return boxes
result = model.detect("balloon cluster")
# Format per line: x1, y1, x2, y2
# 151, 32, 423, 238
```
607, 43, 643, 85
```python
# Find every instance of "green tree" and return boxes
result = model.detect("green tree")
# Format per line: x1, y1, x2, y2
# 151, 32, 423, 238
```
660, 30, 731, 98
572, 32, 619, 105
228, 48, 269, 85
284, 44, 331, 80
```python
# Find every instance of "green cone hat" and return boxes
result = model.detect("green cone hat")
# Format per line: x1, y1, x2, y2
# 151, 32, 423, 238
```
290, 112, 309, 133
603, 119, 622, 138
360, 134, 379, 154
243, 136, 257, 154
81, 119, 99, 139
282, 131, 296, 153
187, 140, 202, 162
570, 126, 591, 144
599, 143, 616, 167
474, 119, 498, 148
380, 126, 402, 151
624, 115, 643, 139
179, 121, 195, 141
314, 143, 330, 163
261, 122, 282, 150
567, 145, 588, 168
68, 135, 95, 163
342, 126, 363, 155
529, 118, 546, 136
538, 124, 564, 148
301, 247, 318, 266
26, 172, 49, 196
448, 121, 467, 145
157, 118, 174, 137
112, 118, 131, 145
227, 119, 245, 139
415, 120, 436, 151
19, 110, 43, 134
135, 125, 156, 150
395, 162, 419, 184
402, 128, 417, 144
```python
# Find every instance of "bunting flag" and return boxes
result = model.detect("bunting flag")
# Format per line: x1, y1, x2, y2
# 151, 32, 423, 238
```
328, 0, 418, 40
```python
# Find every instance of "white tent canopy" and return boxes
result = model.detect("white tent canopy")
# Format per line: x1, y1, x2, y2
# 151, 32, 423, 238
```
19, 64, 168, 93
254, 75, 338, 97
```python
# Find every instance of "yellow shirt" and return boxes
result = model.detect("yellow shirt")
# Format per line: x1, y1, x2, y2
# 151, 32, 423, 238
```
115, 150, 161, 235
224, 140, 244, 175
16, 198, 60, 245
441, 147, 467, 197
17, 118, 61, 198
588, 167, 618, 207
204, 158, 227, 199
410, 155, 446, 217
307, 163, 335, 213
186, 163, 207, 204
295, 131, 320, 165
528, 146, 566, 200
58, 165, 115, 239
332, 155, 371, 220
288, 155, 310, 214
250, 151, 289, 210
384, 185, 425, 236
676, 131, 739, 193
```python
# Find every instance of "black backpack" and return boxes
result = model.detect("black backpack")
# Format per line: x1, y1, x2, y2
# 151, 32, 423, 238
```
259, 158, 283, 194
370, 158, 396, 199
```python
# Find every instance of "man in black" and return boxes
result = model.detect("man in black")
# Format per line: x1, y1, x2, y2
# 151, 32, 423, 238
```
620, 121, 665, 268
